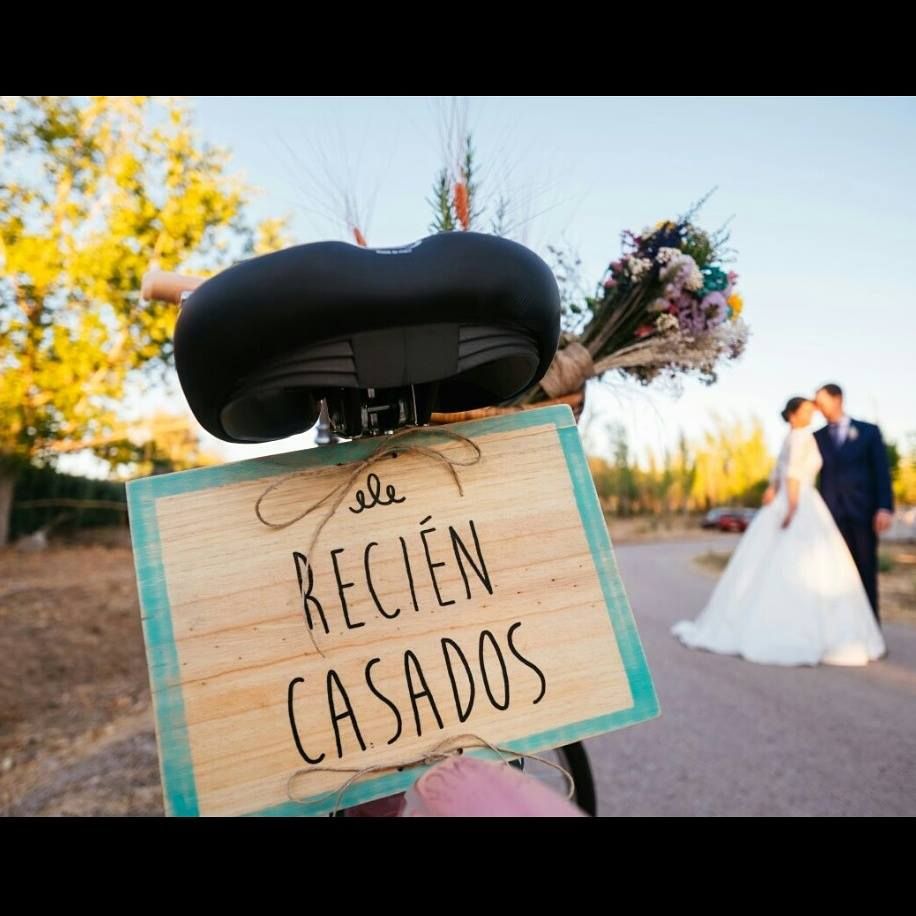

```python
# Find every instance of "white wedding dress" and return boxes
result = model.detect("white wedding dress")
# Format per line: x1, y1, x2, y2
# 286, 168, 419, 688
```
672, 428, 886, 666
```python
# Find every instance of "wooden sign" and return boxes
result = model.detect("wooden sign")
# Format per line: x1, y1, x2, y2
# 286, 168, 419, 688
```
127, 405, 658, 816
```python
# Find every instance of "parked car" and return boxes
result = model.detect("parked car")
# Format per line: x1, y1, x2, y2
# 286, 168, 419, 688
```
716, 508, 757, 533
701, 508, 729, 528
702, 507, 757, 533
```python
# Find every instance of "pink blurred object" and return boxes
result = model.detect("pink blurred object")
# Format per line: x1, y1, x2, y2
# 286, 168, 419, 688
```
400, 756, 585, 817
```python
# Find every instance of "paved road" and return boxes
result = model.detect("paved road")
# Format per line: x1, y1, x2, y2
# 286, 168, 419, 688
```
584, 537, 916, 816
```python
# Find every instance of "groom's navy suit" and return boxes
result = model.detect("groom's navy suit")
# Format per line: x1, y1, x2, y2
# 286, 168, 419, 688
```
814, 419, 894, 620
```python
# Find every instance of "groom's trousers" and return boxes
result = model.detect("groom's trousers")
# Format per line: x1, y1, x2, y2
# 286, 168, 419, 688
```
837, 518, 879, 621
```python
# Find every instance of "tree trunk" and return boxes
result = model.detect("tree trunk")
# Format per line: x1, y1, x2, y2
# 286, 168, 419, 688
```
0, 468, 17, 546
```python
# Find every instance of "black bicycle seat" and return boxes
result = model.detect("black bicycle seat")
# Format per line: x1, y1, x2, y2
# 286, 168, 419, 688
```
174, 231, 560, 442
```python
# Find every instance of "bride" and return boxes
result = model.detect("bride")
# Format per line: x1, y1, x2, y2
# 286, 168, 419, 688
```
672, 397, 886, 666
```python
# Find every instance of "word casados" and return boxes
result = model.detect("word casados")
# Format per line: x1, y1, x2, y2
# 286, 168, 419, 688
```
287, 621, 547, 763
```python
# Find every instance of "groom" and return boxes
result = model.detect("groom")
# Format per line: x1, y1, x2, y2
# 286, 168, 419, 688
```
813, 383, 894, 622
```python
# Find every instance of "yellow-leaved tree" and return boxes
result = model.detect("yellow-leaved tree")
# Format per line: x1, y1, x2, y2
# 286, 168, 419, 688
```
0, 96, 288, 542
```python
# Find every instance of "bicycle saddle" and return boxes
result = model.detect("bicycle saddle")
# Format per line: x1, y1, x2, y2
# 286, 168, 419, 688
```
173, 232, 560, 442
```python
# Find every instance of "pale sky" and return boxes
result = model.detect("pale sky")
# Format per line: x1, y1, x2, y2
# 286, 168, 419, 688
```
67, 96, 916, 473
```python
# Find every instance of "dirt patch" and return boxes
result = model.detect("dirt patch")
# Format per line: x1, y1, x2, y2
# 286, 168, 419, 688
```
607, 515, 732, 545
694, 550, 731, 574
880, 545, 916, 626
0, 543, 162, 815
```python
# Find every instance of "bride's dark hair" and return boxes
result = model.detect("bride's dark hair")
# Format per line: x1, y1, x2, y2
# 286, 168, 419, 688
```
781, 396, 808, 422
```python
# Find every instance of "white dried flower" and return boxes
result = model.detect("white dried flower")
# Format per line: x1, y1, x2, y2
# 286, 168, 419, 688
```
655, 313, 680, 334
684, 263, 704, 291
627, 257, 652, 280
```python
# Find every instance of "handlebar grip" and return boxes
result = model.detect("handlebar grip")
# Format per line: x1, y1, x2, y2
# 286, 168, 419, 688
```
141, 270, 205, 304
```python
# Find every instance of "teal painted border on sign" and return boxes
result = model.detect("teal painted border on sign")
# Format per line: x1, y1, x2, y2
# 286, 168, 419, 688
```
127, 405, 659, 816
